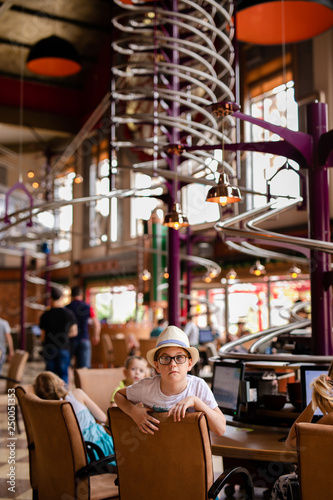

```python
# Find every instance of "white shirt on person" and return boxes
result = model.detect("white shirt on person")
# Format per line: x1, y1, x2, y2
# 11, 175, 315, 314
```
184, 321, 200, 346
126, 374, 218, 413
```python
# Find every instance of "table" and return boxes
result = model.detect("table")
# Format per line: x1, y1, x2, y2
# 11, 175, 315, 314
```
211, 422, 297, 463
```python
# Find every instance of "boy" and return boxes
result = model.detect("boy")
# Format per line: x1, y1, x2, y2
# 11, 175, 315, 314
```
110, 355, 148, 405
114, 326, 226, 436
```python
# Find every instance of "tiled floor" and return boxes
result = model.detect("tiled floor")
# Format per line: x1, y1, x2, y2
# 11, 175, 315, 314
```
0, 359, 268, 500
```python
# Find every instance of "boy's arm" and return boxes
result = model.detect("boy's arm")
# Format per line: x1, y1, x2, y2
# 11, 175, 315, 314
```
285, 402, 315, 449
168, 396, 226, 436
114, 388, 160, 434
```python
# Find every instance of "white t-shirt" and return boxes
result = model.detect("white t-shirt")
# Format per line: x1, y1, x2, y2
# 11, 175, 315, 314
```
184, 321, 200, 346
0, 318, 10, 352
126, 374, 218, 413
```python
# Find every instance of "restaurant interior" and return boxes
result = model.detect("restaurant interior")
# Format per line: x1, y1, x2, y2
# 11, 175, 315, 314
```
0, 0, 333, 499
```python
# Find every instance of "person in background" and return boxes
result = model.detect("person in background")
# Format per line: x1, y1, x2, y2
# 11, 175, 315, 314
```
271, 372, 333, 500
35, 371, 115, 464
184, 313, 199, 347
150, 318, 167, 338
39, 287, 77, 384
66, 286, 101, 369
0, 316, 14, 373
110, 355, 148, 405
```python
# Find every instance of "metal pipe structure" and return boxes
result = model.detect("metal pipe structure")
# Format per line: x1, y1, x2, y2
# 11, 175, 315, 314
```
111, 0, 236, 325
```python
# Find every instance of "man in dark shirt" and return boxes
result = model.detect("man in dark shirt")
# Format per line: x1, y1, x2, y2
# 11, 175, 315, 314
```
39, 287, 77, 384
66, 286, 100, 368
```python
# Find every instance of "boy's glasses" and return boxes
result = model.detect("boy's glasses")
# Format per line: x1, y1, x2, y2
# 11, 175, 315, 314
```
158, 355, 189, 365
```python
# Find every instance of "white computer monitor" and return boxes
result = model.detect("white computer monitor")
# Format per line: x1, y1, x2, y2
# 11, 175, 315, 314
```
300, 364, 330, 418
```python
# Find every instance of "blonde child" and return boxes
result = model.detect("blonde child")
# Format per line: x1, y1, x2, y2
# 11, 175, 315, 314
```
110, 355, 148, 405
35, 371, 115, 463
114, 326, 226, 436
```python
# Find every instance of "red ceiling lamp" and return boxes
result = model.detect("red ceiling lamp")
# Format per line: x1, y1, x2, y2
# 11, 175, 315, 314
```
236, 1, 333, 45
26, 35, 82, 77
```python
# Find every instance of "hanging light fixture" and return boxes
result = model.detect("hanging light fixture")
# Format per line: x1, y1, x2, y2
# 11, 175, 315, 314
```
289, 264, 301, 278
163, 203, 189, 230
226, 268, 237, 280
163, 267, 169, 279
26, 35, 82, 77
206, 101, 242, 206
73, 174, 84, 184
250, 260, 266, 277
204, 275, 212, 283
236, 0, 333, 45
141, 269, 151, 281
206, 172, 242, 206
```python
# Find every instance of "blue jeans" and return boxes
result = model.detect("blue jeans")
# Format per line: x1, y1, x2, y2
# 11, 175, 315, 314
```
44, 347, 71, 384
70, 339, 91, 368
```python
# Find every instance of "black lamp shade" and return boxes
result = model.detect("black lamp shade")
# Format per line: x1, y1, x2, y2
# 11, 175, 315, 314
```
26, 35, 82, 77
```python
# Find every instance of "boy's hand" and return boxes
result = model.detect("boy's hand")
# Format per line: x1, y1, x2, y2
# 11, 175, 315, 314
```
131, 403, 160, 434
168, 396, 197, 421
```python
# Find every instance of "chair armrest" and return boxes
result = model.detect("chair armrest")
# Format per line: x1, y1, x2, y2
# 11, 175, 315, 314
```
0, 375, 20, 384
208, 466, 254, 500
76, 451, 117, 479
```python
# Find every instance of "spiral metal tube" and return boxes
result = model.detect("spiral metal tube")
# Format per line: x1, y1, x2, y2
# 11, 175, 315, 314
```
111, 0, 236, 178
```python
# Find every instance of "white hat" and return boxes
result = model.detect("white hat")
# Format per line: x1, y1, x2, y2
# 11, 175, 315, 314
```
146, 325, 200, 367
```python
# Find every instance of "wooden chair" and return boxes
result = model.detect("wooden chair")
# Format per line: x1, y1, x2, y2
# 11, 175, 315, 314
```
108, 407, 254, 500
0, 349, 29, 433
74, 367, 124, 414
0, 349, 29, 391
139, 338, 156, 359
21, 392, 119, 500
110, 336, 129, 367
286, 421, 333, 500
101, 334, 114, 367
15, 385, 38, 499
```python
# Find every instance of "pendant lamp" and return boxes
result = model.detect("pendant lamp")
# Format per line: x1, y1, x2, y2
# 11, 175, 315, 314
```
163, 202, 189, 230
206, 172, 242, 206
236, 0, 333, 45
226, 268, 237, 280
206, 101, 242, 206
26, 35, 82, 77
289, 264, 301, 278
250, 260, 266, 276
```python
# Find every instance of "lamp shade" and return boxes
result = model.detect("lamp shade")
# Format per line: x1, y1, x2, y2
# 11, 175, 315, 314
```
250, 260, 266, 276
236, 0, 333, 45
163, 203, 189, 230
26, 35, 82, 77
206, 172, 242, 206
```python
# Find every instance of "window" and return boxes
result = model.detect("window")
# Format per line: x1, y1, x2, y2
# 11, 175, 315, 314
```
245, 63, 300, 209
88, 140, 118, 246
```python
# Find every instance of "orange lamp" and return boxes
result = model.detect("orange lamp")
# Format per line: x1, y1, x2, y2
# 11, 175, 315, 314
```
236, 0, 333, 45
27, 35, 82, 77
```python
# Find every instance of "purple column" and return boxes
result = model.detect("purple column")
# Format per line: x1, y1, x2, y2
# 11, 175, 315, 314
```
167, 0, 181, 327
20, 250, 26, 350
307, 102, 332, 355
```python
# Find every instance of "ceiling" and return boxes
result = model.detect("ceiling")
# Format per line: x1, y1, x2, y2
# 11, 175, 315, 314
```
0, 0, 111, 150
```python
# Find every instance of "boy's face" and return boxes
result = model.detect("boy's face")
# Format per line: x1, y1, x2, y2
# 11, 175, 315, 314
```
154, 346, 192, 380
124, 359, 147, 384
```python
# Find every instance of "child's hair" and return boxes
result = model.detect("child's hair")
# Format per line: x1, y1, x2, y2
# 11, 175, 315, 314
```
34, 371, 68, 400
311, 374, 333, 415
124, 355, 147, 369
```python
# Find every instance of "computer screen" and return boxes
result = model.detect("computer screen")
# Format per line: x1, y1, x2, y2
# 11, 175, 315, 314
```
211, 361, 244, 417
199, 328, 214, 344
300, 364, 330, 418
